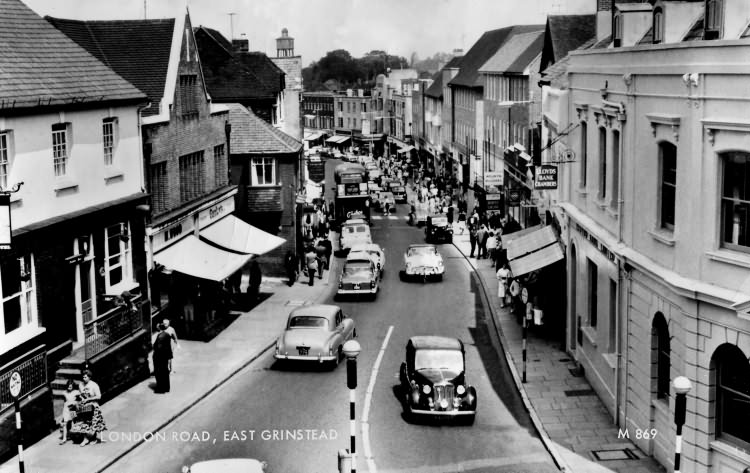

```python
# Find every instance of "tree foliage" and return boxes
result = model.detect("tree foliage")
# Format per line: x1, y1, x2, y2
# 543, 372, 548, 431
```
302, 49, 409, 91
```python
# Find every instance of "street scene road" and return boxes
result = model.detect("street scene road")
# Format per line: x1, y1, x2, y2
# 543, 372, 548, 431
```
107, 158, 557, 473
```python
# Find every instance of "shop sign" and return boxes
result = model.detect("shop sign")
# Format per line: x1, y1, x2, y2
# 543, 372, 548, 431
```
198, 196, 236, 229
486, 193, 502, 210
484, 171, 503, 187
0, 194, 10, 250
535, 165, 558, 189
153, 217, 195, 252
507, 188, 521, 206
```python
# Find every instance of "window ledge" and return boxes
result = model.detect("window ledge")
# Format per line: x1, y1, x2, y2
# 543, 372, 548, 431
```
648, 229, 676, 247
710, 440, 750, 464
581, 326, 597, 347
594, 199, 608, 210
651, 398, 670, 417
576, 187, 588, 197
104, 166, 124, 180
706, 249, 750, 269
606, 206, 619, 219
602, 352, 617, 369
54, 178, 78, 192
2, 325, 46, 353
104, 280, 139, 298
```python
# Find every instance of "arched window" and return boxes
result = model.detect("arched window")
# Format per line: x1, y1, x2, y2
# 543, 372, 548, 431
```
653, 8, 664, 44
712, 344, 750, 449
613, 14, 622, 47
652, 313, 670, 399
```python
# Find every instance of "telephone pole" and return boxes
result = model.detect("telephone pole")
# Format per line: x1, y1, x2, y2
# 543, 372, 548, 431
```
228, 12, 236, 40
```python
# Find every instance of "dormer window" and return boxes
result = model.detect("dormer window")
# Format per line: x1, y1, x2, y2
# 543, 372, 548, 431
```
613, 14, 622, 47
653, 8, 664, 44
705, 0, 723, 39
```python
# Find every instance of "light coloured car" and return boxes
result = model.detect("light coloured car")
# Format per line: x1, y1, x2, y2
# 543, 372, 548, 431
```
400, 244, 445, 281
337, 257, 379, 299
339, 218, 372, 253
274, 304, 356, 367
350, 243, 386, 278
182, 458, 267, 473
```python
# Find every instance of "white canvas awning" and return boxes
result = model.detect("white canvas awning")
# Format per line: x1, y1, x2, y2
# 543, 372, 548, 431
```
201, 215, 285, 255
154, 235, 252, 282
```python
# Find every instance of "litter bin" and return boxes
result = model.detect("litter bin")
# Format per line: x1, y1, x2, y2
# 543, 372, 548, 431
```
338, 449, 352, 473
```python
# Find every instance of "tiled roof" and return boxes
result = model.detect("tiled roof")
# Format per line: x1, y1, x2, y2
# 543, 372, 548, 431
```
449, 25, 544, 89
46, 16, 173, 116
546, 15, 597, 63
540, 56, 569, 86
227, 103, 301, 154
425, 56, 463, 98
0, 0, 146, 111
478, 31, 544, 74
195, 27, 284, 101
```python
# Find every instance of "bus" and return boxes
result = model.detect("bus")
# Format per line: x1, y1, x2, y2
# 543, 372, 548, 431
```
333, 163, 371, 225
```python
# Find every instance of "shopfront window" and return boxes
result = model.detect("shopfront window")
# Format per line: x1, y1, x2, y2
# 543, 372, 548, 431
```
1, 254, 36, 336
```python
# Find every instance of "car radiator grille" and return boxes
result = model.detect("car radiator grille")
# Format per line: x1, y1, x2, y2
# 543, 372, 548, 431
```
434, 384, 455, 409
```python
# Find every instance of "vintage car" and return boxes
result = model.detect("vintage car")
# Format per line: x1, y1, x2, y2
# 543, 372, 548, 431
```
337, 256, 379, 299
182, 458, 267, 473
350, 242, 386, 278
425, 214, 453, 243
399, 336, 477, 424
400, 244, 445, 281
339, 218, 372, 253
392, 185, 407, 203
376, 191, 396, 212
274, 304, 356, 367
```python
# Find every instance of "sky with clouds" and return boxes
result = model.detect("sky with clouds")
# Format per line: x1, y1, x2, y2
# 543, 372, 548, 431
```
23, 0, 594, 66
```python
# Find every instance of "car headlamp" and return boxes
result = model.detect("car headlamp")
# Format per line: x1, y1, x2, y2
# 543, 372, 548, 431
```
457, 385, 466, 395
422, 385, 431, 394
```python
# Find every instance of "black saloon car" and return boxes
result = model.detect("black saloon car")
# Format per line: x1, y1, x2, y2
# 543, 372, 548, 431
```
399, 336, 476, 424
425, 214, 453, 243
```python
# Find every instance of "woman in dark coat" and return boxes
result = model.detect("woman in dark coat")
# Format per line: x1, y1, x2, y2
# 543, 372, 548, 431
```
152, 323, 173, 393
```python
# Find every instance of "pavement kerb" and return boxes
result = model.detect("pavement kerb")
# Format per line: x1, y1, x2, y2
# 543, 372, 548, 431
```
452, 241, 572, 473
92, 258, 340, 473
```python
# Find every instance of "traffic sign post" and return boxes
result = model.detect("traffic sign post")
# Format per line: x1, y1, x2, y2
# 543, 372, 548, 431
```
9, 371, 25, 473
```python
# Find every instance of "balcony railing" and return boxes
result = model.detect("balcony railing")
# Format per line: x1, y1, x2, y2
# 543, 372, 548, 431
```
84, 295, 146, 360
0, 345, 47, 413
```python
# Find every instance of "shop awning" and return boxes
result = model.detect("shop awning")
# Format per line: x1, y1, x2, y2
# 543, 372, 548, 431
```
397, 145, 415, 154
326, 135, 351, 144
506, 225, 558, 261
201, 215, 286, 255
509, 242, 564, 277
501, 224, 543, 247
304, 131, 325, 141
154, 235, 252, 282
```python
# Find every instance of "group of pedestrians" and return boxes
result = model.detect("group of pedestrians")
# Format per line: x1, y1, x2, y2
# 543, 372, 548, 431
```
284, 234, 332, 288
58, 371, 107, 446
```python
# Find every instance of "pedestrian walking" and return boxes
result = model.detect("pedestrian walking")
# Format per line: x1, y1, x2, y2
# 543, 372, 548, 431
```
73, 370, 107, 445
476, 225, 488, 259
497, 263, 511, 307
162, 318, 179, 372
315, 239, 327, 280
469, 225, 478, 258
58, 380, 81, 444
247, 259, 262, 303
305, 247, 318, 286
486, 231, 497, 265
457, 209, 467, 234
284, 251, 298, 286
152, 324, 173, 394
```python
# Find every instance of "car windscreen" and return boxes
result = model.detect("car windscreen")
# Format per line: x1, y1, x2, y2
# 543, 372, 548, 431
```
355, 226, 368, 233
393, 186, 405, 192
414, 349, 464, 372
289, 316, 328, 329
431, 217, 448, 225
407, 247, 436, 257
343, 263, 371, 276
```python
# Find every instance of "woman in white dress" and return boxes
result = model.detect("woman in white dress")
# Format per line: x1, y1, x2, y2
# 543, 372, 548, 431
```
496, 264, 510, 308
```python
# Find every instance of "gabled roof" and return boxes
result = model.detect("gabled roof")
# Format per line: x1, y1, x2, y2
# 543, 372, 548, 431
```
425, 56, 463, 99
478, 31, 544, 74
46, 16, 173, 116
0, 0, 145, 111
683, 14, 705, 41
449, 25, 544, 89
227, 103, 301, 154
195, 26, 284, 102
540, 15, 596, 72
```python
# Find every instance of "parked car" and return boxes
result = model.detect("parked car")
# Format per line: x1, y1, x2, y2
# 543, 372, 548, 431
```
274, 304, 356, 367
400, 244, 445, 281
349, 243, 386, 278
339, 218, 372, 253
181, 458, 267, 473
425, 214, 453, 243
392, 185, 407, 203
399, 336, 477, 424
337, 256, 379, 300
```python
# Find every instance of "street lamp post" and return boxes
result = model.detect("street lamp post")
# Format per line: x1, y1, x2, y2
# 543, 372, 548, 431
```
673, 376, 691, 473
343, 340, 361, 473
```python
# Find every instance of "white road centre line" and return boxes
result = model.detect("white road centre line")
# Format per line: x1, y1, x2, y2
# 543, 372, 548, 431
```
362, 324, 394, 473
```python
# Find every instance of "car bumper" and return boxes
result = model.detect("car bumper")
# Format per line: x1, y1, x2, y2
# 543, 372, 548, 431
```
405, 267, 445, 276
337, 287, 377, 294
274, 353, 336, 362
409, 408, 475, 416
